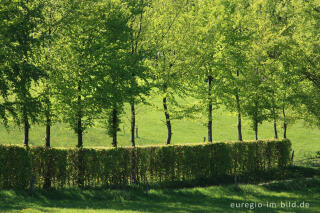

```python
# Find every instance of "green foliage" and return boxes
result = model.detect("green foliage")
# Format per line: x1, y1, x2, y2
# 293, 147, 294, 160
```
290, 0, 320, 127
49, 0, 100, 137
0, 0, 319, 148
0, 0, 45, 129
0, 139, 291, 189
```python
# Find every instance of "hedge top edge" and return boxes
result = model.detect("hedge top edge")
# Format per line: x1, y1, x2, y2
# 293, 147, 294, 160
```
0, 139, 291, 150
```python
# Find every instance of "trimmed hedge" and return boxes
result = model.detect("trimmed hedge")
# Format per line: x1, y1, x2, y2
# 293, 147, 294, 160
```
0, 139, 291, 189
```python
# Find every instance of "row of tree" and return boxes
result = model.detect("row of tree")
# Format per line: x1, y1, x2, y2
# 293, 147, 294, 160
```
0, 0, 319, 148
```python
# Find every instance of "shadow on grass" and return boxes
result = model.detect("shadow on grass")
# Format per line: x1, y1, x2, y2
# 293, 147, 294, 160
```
1, 177, 319, 212
0, 166, 319, 212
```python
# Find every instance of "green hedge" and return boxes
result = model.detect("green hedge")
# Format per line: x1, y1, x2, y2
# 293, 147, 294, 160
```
0, 139, 291, 189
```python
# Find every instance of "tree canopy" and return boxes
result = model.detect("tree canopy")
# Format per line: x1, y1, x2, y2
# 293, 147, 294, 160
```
0, 0, 319, 146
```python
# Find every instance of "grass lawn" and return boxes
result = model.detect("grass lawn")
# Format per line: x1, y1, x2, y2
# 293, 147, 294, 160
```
0, 176, 319, 213
0, 97, 319, 160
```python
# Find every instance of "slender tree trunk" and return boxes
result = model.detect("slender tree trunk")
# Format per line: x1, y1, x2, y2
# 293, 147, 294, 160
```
237, 112, 242, 141
77, 115, 83, 148
44, 115, 52, 189
130, 101, 135, 147
77, 83, 83, 148
45, 26, 52, 148
236, 70, 242, 141
236, 94, 243, 141
283, 106, 287, 139
274, 119, 278, 139
112, 107, 118, 148
45, 115, 51, 147
254, 120, 258, 140
271, 94, 278, 139
76, 84, 84, 187
208, 75, 213, 142
163, 96, 172, 145
76, 83, 84, 187
24, 116, 29, 147
208, 106, 213, 142
44, 113, 52, 188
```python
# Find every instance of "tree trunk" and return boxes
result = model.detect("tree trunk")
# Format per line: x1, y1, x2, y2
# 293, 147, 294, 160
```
130, 101, 135, 147
283, 106, 287, 139
237, 112, 242, 141
77, 115, 83, 148
24, 116, 29, 147
236, 94, 243, 141
254, 120, 258, 140
274, 120, 278, 139
44, 113, 51, 189
76, 83, 84, 186
112, 107, 118, 148
236, 70, 242, 141
77, 83, 83, 148
45, 115, 51, 147
208, 75, 213, 142
163, 96, 172, 145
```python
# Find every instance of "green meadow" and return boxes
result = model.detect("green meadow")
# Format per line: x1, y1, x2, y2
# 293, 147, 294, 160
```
0, 98, 319, 161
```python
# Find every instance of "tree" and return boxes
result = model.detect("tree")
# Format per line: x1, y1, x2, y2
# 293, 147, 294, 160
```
35, 0, 65, 147
176, 0, 229, 142
248, 0, 302, 140
241, 70, 270, 140
0, 0, 45, 146
290, 0, 320, 127
51, 0, 100, 147
240, 2, 270, 140
0, 6, 14, 126
83, 0, 136, 147
218, 0, 254, 141
239, 0, 296, 140
144, 0, 189, 144
124, 0, 150, 147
